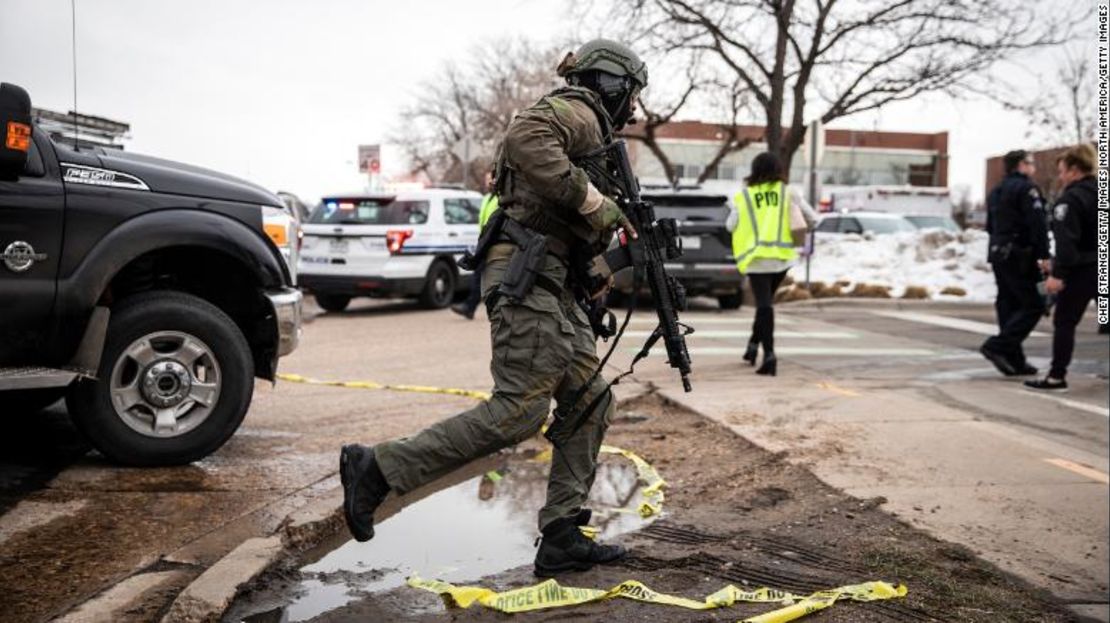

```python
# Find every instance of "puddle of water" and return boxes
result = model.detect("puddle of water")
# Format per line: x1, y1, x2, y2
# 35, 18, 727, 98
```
226, 451, 652, 622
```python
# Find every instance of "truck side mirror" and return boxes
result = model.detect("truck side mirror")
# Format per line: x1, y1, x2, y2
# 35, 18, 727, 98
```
0, 83, 33, 179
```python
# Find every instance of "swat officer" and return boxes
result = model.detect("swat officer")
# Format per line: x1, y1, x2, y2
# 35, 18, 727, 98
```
339, 39, 647, 577
981, 150, 1050, 376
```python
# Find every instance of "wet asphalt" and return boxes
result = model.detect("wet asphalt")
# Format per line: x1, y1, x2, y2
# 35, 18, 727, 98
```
1, 295, 1106, 622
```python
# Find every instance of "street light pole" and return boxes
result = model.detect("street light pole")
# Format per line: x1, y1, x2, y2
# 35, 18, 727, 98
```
805, 120, 818, 289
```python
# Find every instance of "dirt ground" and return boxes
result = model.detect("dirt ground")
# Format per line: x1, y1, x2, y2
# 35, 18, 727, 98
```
240, 392, 1075, 623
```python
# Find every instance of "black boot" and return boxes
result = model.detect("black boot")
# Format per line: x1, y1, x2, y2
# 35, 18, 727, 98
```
450, 303, 475, 320
340, 444, 391, 542
534, 516, 626, 577
742, 342, 758, 366
756, 352, 777, 376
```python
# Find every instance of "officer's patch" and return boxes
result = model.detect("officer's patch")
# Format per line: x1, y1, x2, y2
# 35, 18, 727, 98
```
1054, 203, 1069, 221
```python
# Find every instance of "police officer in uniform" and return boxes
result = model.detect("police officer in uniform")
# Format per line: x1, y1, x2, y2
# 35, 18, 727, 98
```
451, 169, 500, 320
981, 150, 1050, 376
1025, 144, 1100, 391
339, 39, 647, 577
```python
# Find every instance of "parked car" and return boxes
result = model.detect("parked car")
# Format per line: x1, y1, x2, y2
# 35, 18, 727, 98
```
298, 188, 481, 311
610, 186, 744, 309
276, 190, 312, 223
0, 82, 302, 466
904, 214, 961, 232
814, 212, 917, 235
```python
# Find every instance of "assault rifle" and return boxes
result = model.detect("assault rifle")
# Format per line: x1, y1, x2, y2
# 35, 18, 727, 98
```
585, 139, 694, 392
547, 138, 693, 448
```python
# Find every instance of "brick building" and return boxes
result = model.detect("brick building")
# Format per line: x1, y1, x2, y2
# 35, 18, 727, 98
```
625, 121, 948, 188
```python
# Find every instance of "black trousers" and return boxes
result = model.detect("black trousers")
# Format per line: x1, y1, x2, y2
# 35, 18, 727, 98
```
984, 262, 1044, 364
460, 266, 483, 313
748, 270, 788, 353
1050, 263, 1097, 379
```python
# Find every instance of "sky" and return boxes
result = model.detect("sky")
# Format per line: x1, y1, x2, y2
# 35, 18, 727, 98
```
0, 0, 1090, 204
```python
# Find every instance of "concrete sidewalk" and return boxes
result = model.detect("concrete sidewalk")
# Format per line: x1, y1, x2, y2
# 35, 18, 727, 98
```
641, 304, 1109, 621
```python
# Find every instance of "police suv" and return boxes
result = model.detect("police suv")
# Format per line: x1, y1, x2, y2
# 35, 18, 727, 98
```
298, 188, 481, 311
0, 83, 302, 466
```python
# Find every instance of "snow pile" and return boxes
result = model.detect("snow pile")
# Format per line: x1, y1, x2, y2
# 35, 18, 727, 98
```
804, 229, 996, 301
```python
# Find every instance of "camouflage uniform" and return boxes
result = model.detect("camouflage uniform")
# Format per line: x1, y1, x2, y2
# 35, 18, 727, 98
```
374, 86, 616, 530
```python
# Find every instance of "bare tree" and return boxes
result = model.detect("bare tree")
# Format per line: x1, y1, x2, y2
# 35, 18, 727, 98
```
1004, 46, 1096, 145
692, 78, 759, 184
604, 0, 1067, 176
390, 39, 562, 189
622, 69, 758, 185
623, 84, 697, 185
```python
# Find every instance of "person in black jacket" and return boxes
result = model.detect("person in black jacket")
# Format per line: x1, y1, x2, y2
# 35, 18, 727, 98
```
1025, 144, 1099, 391
981, 149, 1051, 376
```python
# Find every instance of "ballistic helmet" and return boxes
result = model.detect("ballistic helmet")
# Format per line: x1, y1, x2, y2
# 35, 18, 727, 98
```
560, 38, 649, 89
557, 39, 648, 129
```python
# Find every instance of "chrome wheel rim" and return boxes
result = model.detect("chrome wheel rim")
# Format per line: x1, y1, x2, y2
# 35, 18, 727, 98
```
109, 331, 221, 438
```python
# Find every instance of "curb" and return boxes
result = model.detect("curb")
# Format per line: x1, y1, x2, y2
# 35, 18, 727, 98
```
157, 481, 347, 623
778, 296, 988, 310
162, 536, 284, 623
156, 381, 660, 622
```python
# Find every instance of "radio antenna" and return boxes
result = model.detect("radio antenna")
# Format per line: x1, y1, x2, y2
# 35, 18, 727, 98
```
71, 0, 79, 151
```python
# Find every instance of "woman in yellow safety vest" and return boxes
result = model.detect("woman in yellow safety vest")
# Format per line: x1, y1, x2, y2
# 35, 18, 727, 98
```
728, 152, 817, 376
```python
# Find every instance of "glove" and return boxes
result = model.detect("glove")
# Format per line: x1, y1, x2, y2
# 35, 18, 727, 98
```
579, 183, 637, 237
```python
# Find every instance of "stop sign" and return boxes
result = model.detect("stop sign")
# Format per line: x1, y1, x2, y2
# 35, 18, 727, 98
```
369, 158, 380, 174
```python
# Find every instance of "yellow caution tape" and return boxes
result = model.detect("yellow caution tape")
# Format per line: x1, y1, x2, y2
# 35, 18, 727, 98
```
277, 373, 492, 401
407, 575, 906, 621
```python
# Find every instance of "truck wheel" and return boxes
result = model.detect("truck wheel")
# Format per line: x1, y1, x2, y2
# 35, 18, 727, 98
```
718, 291, 743, 310
419, 260, 456, 309
315, 294, 350, 312
67, 291, 254, 466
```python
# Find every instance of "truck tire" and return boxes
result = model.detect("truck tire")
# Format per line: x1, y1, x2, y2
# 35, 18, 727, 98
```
66, 291, 254, 466
419, 260, 456, 309
315, 294, 350, 312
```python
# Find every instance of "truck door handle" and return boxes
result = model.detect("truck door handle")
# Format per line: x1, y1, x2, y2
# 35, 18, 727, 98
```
448, 232, 459, 237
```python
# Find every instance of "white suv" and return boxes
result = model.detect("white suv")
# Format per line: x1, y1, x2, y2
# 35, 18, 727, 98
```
298, 188, 482, 311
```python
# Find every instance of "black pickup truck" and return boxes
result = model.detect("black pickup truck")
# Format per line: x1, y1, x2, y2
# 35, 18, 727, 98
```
0, 83, 302, 466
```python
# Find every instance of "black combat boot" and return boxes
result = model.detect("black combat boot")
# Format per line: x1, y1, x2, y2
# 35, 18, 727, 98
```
534, 516, 627, 577
340, 444, 391, 542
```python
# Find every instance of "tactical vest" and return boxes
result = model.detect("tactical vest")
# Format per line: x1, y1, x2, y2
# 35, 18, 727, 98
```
493, 86, 615, 250
731, 181, 797, 273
